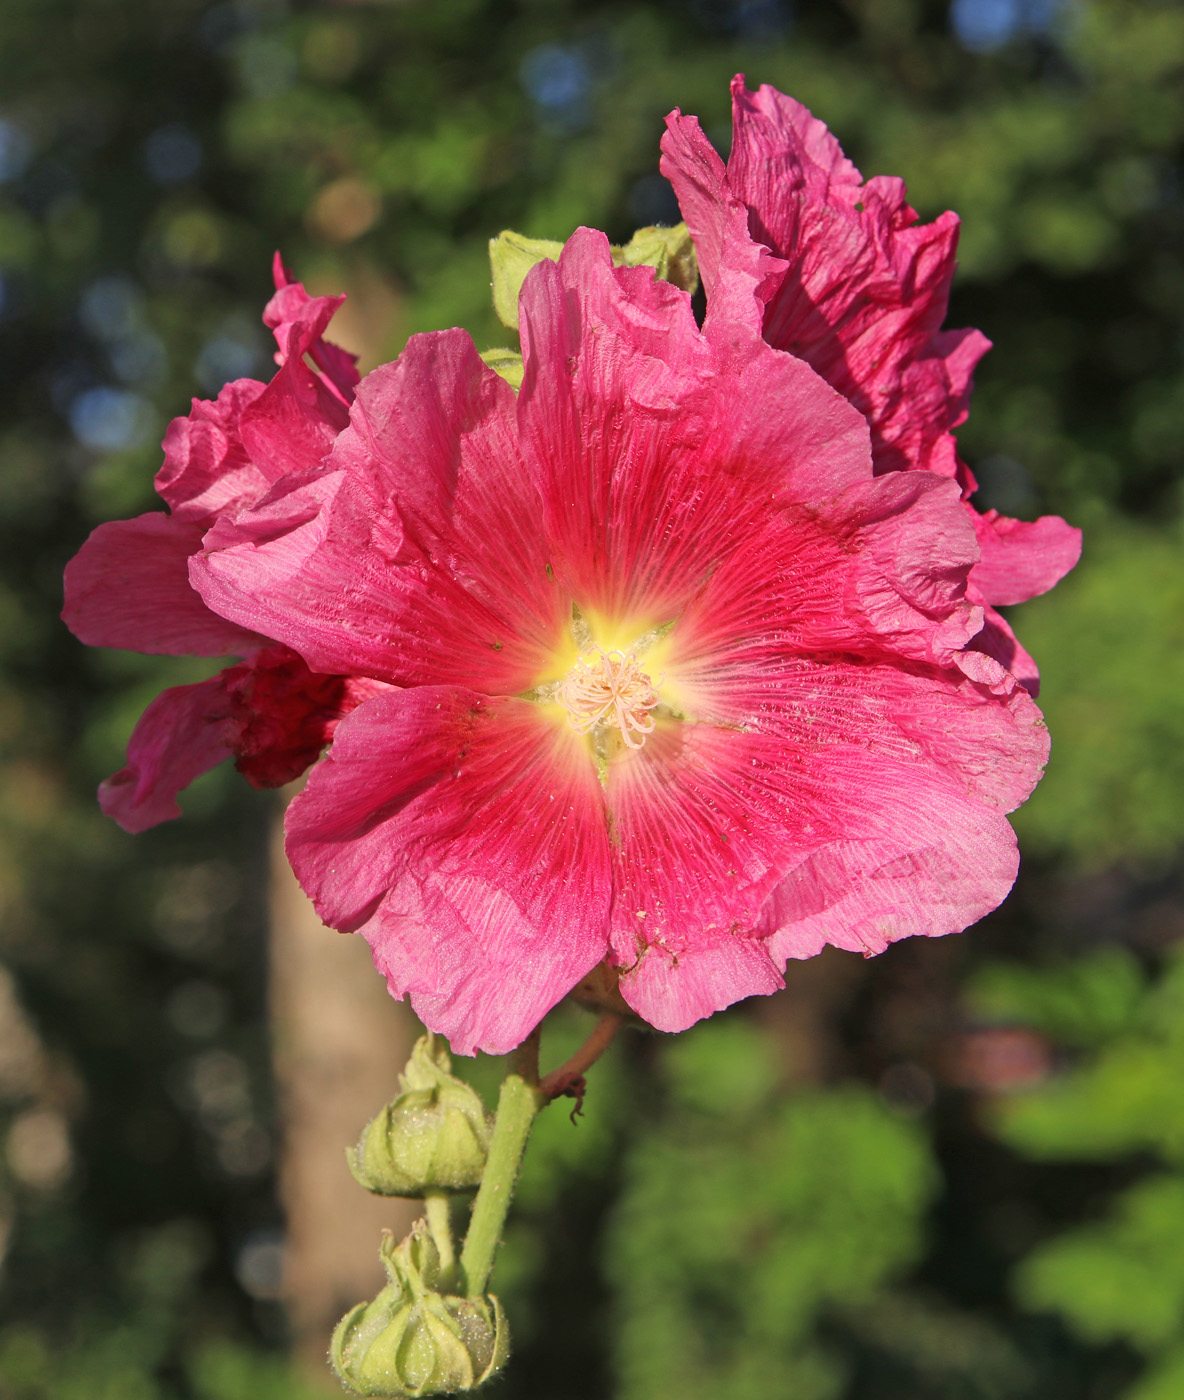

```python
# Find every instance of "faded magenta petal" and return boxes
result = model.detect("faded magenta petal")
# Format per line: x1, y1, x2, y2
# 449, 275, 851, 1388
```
222, 646, 387, 789
63, 514, 264, 656
155, 379, 269, 523
65, 256, 369, 827
194, 228, 1050, 1052
100, 676, 236, 833
660, 76, 1081, 685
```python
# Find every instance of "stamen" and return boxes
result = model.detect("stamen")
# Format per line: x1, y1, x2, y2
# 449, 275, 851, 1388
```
556, 649, 660, 749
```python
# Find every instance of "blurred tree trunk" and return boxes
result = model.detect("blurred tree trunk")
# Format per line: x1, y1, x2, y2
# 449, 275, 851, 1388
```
269, 810, 420, 1378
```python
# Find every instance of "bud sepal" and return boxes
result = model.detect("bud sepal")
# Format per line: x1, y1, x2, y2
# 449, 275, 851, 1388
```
331, 1224, 510, 1397
348, 1035, 493, 1198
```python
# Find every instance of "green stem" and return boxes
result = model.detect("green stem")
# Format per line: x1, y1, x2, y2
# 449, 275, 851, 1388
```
459, 1030, 543, 1297
424, 1190, 456, 1288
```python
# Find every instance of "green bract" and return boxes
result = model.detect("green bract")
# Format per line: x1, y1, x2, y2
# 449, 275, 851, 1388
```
488, 223, 699, 330
331, 1225, 509, 1398
348, 1035, 492, 1197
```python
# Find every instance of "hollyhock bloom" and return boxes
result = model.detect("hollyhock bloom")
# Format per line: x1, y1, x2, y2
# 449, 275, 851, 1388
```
190, 228, 1048, 1055
660, 76, 1081, 693
62, 257, 380, 833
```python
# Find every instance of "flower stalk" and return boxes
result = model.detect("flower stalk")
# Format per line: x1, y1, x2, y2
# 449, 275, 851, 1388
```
459, 1031, 543, 1297
423, 1190, 456, 1290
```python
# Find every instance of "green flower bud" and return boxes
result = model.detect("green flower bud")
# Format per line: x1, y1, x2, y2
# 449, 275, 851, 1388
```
348, 1035, 492, 1197
331, 1225, 510, 1397
488, 223, 700, 330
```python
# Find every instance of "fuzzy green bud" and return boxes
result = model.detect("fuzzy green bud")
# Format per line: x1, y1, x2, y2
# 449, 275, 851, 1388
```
331, 1225, 509, 1397
488, 223, 700, 330
348, 1035, 492, 1197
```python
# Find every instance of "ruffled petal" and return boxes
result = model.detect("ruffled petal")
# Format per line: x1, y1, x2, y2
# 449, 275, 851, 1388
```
285, 687, 612, 1055
619, 937, 784, 1034
63, 514, 264, 656
267, 251, 360, 406
193, 332, 570, 692
600, 648, 1042, 1031
967, 601, 1041, 696
237, 272, 354, 482
970, 508, 1083, 607
663, 472, 982, 695
155, 379, 269, 524
763, 773, 1020, 963
517, 227, 873, 628
99, 675, 235, 833
663, 78, 990, 480
659, 110, 787, 334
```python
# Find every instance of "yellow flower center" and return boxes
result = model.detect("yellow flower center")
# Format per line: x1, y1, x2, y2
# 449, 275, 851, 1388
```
556, 648, 660, 749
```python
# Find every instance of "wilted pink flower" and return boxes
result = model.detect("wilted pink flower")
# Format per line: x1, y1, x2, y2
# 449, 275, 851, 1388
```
661, 76, 1081, 693
191, 229, 1048, 1055
62, 257, 378, 832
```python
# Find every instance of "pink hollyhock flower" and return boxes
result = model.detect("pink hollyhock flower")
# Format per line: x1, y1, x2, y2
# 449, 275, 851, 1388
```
190, 228, 1049, 1055
62, 257, 380, 833
660, 76, 1081, 693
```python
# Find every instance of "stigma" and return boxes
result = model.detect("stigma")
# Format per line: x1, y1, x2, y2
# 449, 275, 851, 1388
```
556, 648, 660, 748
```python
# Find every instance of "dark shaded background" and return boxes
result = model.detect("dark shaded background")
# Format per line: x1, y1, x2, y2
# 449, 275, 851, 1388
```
3, 0, 1184, 1396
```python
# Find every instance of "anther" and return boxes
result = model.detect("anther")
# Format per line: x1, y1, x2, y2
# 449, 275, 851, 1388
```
556, 649, 660, 748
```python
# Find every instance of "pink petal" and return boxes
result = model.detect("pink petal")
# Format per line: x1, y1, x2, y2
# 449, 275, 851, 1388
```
764, 779, 1020, 963
658, 110, 788, 334
63, 514, 264, 656
966, 601, 1041, 696
517, 227, 873, 626
970, 508, 1083, 607
193, 332, 570, 693
601, 649, 1042, 1031
668, 471, 981, 678
267, 251, 360, 406
99, 674, 235, 833
619, 937, 784, 1034
285, 687, 612, 1055
663, 78, 990, 480
155, 379, 270, 524
237, 276, 354, 483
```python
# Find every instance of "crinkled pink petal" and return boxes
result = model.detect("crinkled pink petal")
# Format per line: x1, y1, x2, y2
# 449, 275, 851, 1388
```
193, 332, 571, 692
237, 277, 354, 483
658, 110, 788, 335
619, 936, 784, 1034
63, 514, 264, 656
99, 674, 235, 833
662, 78, 1079, 672
665, 470, 980, 677
285, 687, 612, 1055
516, 228, 874, 626
763, 773, 1019, 963
268, 251, 360, 406
970, 508, 1083, 607
662, 82, 992, 478
155, 379, 270, 524
601, 655, 1044, 1031
966, 600, 1041, 696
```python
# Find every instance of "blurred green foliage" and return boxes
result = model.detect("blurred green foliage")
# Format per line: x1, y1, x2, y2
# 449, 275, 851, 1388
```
974, 948, 1184, 1398
2, 0, 1184, 1396
609, 1021, 936, 1400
